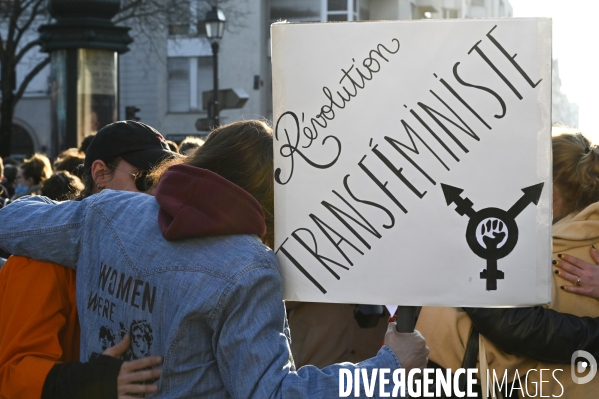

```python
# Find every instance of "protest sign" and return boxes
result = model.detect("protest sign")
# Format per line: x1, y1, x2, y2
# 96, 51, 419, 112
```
272, 18, 552, 307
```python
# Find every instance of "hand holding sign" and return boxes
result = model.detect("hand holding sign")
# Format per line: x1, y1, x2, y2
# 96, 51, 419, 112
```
385, 323, 429, 374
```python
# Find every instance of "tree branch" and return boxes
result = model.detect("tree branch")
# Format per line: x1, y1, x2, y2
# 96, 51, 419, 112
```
14, 0, 45, 47
20, 0, 39, 10
13, 55, 49, 106
7, 0, 25, 45
0, 31, 5, 59
115, 0, 190, 25
116, 0, 144, 15
14, 38, 40, 64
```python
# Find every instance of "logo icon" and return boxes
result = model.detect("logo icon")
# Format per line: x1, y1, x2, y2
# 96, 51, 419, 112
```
571, 350, 597, 384
441, 182, 544, 291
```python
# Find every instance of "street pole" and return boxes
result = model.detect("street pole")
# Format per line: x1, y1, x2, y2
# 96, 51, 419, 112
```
212, 41, 220, 126
204, 6, 225, 129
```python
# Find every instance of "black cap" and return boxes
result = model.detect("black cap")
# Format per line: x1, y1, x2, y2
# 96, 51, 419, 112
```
84, 121, 179, 171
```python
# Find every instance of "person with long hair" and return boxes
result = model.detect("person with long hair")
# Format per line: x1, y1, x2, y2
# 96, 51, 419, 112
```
0, 121, 177, 399
416, 132, 599, 398
11, 153, 53, 200
0, 120, 429, 398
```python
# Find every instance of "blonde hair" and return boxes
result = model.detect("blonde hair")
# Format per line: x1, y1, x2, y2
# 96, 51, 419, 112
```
553, 133, 599, 215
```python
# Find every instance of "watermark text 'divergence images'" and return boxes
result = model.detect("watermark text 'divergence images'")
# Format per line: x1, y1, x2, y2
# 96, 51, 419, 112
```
338, 351, 597, 398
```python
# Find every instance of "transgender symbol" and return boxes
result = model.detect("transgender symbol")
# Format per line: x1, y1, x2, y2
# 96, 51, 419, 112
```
441, 182, 544, 291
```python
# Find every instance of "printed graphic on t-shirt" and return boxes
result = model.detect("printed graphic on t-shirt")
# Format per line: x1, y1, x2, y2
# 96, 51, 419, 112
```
89, 262, 159, 397
130, 319, 154, 358
87, 262, 158, 323
97, 320, 154, 360
99, 325, 116, 350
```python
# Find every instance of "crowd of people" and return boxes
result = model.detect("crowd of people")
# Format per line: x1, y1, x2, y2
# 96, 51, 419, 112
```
0, 135, 204, 210
1, 119, 599, 398
0, 120, 427, 398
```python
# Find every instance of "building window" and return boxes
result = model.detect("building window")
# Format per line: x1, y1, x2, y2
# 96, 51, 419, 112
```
168, 0, 212, 37
270, 0, 321, 22
167, 56, 212, 113
169, 24, 190, 36
359, 0, 370, 20
168, 58, 190, 112
471, 0, 485, 6
270, 0, 369, 23
327, 0, 358, 21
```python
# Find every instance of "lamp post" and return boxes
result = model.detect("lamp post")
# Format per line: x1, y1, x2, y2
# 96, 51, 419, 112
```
204, 7, 226, 126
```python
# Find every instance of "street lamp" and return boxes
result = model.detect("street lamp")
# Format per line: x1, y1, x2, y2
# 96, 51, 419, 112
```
205, 7, 226, 126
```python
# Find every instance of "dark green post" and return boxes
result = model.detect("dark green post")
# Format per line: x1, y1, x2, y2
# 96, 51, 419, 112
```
39, 0, 132, 155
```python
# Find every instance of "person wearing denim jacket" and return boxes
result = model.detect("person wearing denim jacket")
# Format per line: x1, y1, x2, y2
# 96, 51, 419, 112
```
0, 120, 427, 398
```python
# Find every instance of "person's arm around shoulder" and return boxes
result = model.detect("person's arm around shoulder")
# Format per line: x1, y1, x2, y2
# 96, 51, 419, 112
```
465, 248, 599, 362
555, 250, 599, 299
464, 306, 599, 362
0, 195, 90, 268
42, 335, 162, 399
0, 256, 163, 399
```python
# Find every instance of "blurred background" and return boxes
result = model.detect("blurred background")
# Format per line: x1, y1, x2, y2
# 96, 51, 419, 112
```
0, 0, 585, 160
510, 0, 596, 140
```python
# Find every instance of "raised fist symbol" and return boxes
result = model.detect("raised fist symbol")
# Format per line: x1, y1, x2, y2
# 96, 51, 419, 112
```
478, 218, 508, 250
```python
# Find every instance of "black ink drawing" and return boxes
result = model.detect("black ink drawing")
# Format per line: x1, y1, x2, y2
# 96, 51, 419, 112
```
441, 182, 544, 290
117, 322, 134, 360
99, 326, 116, 351
104, 320, 154, 360
130, 320, 153, 359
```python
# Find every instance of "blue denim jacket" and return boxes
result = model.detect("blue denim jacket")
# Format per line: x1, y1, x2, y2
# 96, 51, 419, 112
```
0, 192, 403, 398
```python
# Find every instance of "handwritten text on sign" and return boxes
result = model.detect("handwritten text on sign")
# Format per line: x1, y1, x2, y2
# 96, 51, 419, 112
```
272, 19, 552, 307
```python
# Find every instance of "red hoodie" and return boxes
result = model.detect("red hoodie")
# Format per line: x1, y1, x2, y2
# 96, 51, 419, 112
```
154, 165, 266, 241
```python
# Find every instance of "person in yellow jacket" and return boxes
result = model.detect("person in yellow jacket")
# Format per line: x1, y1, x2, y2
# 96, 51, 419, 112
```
417, 132, 599, 398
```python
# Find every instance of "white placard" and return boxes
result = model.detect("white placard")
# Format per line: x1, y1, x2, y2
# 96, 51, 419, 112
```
272, 18, 552, 307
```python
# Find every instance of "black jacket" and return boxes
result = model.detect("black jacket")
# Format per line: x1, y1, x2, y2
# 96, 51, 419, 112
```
464, 307, 599, 363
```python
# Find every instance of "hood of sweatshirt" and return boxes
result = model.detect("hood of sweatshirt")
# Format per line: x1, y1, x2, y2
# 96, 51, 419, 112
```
154, 164, 266, 241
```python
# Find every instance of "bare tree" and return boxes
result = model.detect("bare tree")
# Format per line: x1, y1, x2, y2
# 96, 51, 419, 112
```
0, 0, 50, 157
0, 0, 242, 158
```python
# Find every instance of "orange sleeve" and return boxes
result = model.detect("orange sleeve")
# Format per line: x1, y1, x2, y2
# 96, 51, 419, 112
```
0, 256, 79, 399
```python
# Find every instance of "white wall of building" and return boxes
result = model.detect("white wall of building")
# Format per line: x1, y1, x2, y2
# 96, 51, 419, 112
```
119, 28, 168, 131
119, 0, 271, 139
